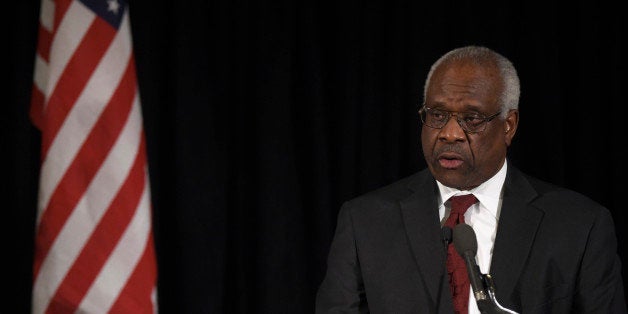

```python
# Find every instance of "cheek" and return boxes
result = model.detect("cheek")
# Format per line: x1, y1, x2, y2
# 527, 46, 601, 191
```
471, 136, 507, 164
420, 129, 435, 155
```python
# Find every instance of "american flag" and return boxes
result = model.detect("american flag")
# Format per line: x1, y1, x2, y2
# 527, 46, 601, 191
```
30, 0, 158, 312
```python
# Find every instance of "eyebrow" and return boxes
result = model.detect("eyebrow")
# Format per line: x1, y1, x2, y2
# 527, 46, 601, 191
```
425, 102, 484, 113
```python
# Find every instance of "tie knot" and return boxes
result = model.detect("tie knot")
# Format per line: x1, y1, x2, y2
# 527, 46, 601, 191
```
449, 194, 478, 215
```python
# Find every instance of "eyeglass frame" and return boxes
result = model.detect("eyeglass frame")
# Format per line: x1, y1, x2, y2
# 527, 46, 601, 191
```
418, 105, 502, 134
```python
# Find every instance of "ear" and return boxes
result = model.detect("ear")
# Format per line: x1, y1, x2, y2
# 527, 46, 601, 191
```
504, 109, 519, 146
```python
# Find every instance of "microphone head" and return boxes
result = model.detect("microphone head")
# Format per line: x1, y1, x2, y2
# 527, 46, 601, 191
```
453, 223, 478, 256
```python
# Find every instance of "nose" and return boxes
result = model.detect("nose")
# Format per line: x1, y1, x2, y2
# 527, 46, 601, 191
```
438, 115, 466, 142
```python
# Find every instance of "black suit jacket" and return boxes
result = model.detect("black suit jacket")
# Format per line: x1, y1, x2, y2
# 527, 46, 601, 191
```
316, 166, 626, 313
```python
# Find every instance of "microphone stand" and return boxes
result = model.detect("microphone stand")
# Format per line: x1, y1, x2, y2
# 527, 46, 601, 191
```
477, 273, 518, 314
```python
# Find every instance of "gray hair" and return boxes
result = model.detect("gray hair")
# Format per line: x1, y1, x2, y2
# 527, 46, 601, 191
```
423, 46, 520, 118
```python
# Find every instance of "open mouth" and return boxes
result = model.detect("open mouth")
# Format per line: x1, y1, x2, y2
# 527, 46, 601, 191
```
437, 152, 464, 169
439, 158, 463, 169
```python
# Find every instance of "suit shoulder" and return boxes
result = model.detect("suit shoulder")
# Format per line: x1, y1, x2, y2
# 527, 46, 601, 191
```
342, 170, 429, 213
523, 173, 608, 217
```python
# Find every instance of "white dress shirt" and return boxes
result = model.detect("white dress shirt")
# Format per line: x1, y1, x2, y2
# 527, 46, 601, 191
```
436, 160, 508, 314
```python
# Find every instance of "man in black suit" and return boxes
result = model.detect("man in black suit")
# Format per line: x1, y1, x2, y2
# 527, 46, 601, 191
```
315, 46, 627, 313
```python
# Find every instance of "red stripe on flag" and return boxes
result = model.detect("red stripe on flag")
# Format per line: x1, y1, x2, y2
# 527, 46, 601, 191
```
41, 17, 116, 157
47, 136, 147, 313
110, 231, 157, 313
30, 85, 46, 131
37, 25, 53, 63
53, 0, 72, 32
33, 58, 137, 278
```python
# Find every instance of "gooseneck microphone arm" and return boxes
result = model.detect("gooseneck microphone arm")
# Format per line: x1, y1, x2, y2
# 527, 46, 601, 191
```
482, 274, 518, 314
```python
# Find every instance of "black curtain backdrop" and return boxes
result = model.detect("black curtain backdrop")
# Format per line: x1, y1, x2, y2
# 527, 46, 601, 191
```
5, 0, 627, 313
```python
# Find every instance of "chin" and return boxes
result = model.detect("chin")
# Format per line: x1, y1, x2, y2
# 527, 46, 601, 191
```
432, 170, 474, 190
433, 173, 461, 188
438, 179, 465, 190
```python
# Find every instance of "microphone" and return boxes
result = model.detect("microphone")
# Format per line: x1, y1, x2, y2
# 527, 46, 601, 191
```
442, 226, 452, 250
437, 225, 453, 312
453, 223, 518, 314
452, 224, 489, 305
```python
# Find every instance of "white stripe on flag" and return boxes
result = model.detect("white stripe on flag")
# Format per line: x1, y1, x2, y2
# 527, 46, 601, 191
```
33, 54, 49, 96
39, 0, 55, 32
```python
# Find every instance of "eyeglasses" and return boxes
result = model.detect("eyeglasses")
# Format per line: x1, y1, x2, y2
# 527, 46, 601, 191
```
419, 106, 501, 134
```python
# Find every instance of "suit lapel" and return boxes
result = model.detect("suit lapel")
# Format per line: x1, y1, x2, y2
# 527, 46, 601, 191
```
489, 167, 543, 305
399, 171, 449, 307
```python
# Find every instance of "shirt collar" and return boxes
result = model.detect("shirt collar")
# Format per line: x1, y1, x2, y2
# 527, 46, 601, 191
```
436, 160, 508, 219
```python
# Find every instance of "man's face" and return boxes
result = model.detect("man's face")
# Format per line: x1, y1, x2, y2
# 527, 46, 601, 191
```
421, 60, 518, 190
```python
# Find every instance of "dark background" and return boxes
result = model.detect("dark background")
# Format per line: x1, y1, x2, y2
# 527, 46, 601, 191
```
5, 0, 627, 313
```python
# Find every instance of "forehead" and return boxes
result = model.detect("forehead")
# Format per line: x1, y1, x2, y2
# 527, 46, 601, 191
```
426, 60, 502, 112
